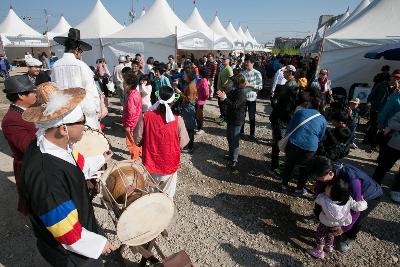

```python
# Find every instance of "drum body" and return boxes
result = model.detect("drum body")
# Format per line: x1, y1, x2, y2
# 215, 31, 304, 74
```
101, 160, 174, 246
74, 128, 110, 158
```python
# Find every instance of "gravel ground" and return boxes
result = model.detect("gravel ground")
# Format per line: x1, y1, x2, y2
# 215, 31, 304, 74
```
0, 76, 399, 267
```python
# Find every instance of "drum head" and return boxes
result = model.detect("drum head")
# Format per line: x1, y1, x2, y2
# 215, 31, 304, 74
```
74, 129, 110, 158
117, 193, 174, 246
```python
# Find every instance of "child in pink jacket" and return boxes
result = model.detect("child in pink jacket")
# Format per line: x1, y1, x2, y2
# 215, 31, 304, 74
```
196, 67, 210, 135
122, 72, 142, 160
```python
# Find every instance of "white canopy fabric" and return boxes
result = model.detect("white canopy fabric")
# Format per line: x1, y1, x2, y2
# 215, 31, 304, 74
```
47, 15, 72, 40
225, 22, 244, 50
0, 8, 48, 59
141, 9, 146, 17
185, 7, 232, 50
104, 0, 212, 63
75, 0, 123, 39
237, 26, 253, 51
320, 0, 400, 89
245, 28, 262, 51
0, 8, 44, 38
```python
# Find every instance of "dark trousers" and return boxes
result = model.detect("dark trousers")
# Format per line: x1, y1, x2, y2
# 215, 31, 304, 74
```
282, 142, 316, 189
196, 104, 204, 130
227, 124, 242, 162
363, 110, 379, 145
270, 113, 284, 170
241, 100, 256, 136
100, 77, 110, 97
344, 199, 380, 240
185, 129, 195, 150
218, 99, 226, 119
372, 143, 400, 191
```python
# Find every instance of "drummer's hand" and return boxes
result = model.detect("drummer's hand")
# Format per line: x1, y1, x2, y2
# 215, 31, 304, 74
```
102, 240, 115, 255
103, 150, 113, 162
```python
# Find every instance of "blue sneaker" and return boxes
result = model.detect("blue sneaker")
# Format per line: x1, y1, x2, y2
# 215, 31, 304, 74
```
292, 188, 307, 197
390, 190, 400, 203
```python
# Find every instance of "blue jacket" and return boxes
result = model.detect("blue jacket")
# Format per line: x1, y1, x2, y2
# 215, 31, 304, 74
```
378, 92, 400, 126
287, 108, 327, 152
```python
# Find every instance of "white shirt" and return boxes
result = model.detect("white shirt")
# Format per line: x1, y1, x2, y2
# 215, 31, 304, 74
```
39, 137, 107, 259
143, 64, 154, 75
52, 53, 101, 129
139, 84, 152, 112
271, 67, 287, 96
113, 62, 128, 88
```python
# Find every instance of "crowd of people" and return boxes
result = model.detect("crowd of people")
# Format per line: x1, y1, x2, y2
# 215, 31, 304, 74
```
1, 27, 399, 265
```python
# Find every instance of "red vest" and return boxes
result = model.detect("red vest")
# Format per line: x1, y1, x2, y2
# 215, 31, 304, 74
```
142, 111, 180, 175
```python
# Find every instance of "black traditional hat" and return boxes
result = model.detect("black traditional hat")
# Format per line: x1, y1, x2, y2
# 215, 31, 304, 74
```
4, 75, 36, 94
53, 28, 92, 51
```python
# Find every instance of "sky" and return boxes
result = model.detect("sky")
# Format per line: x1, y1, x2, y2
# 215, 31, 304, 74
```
0, 0, 361, 42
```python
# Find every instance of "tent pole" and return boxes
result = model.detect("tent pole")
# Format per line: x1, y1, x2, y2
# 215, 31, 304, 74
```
316, 24, 328, 77
175, 26, 178, 63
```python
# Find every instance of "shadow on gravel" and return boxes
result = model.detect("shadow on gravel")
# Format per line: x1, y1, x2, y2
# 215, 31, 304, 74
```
191, 193, 315, 251
363, 216, 400, 245
191, 142, 283, 192
221, 243, 304, 267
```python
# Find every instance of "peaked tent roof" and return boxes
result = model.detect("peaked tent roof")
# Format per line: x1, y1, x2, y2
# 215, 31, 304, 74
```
185, 7, 232, 49
0, 8, 43, 38
75, 0, 123, 38
328, 0, 370, 36
49, 15, 71, 34
186, 7, 222, 41
327, 0, 400, 44
245, 29, 257, 44
225, 22, 242, 43
237, 26, 252, 43
108, 0, 212, 50
209, 16, 234, 42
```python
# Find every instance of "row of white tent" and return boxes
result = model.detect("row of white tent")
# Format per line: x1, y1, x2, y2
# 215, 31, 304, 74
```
0, 0, 264, 66
300, 0, 400, 89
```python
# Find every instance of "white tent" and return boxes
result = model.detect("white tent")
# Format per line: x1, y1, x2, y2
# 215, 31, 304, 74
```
237, 26, 253, 51
47, 15, 72, 40
209, 16, 234, 43
320, 0, 400, 89
225, 22, 244, 50
104, 0, 212, 63
245, 28, 262, 51
0, 7, 49, 60
185, 7, 232, 50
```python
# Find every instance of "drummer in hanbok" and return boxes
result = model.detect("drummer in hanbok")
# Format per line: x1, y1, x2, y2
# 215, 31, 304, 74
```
20, 82, 114, 266
134, 86, 189, 199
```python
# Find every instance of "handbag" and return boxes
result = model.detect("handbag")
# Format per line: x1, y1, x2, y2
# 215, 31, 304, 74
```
278, 113, 322, 152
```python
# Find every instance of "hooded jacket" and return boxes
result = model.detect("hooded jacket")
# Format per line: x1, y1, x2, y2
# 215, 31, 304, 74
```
315, 193, 367, 227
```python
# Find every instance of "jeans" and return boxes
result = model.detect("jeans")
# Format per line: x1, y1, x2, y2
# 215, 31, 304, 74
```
227, 124, 242, 162
282, 142, 316, 189
185, 129, 195, 150
347, 117, 358, 145
0, 69, 9, 79
196, 104, 204, 130
241, 100, 256, 136
372, 143, 400, 191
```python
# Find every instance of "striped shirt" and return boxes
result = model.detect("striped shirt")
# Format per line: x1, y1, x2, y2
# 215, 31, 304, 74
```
241, 68, 263, 101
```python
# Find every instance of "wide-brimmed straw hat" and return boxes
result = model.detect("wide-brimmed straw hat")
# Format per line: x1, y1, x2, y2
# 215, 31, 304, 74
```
23, 82, 86, 123
53, 28, 92, 51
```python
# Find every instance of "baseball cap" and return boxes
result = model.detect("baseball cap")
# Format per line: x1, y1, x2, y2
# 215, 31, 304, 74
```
284, 65, 296, 72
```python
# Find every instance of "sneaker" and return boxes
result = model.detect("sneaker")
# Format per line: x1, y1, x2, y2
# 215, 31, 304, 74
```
350, 142, 358, 149
249, 135, 259, 143
281, 185, 289, 193
338, 238, 353, 253
228, 160, 238, 169
215, 116, 224, 123
196, 130, 205, 135
302, 216, 318, 225
181, 148, 193, 154
307, 248, 325, 259
390, 190, 400, 203
292, 188, 307, 197
219, 121, 227, 127
323, 245, 333, 253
